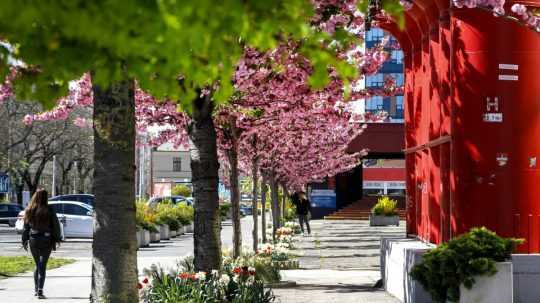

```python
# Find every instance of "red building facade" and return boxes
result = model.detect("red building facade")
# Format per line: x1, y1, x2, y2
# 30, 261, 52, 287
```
379, 1, 540, 252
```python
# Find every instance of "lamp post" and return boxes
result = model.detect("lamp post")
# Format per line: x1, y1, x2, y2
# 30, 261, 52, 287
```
52, 155, 56, 196
73, 161, 78, 194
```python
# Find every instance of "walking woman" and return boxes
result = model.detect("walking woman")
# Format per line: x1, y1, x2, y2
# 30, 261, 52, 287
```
292, 191, 312, 235
21, 189, 62, 299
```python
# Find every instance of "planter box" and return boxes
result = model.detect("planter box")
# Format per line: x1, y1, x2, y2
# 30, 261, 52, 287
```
140, 230, 150, 247
136, 230, 141, 247
381, 238, 433, 303
170, 229, 177, 238
177, 228, 184, 236
457, 262, 512, 303
159, 225, 170, 240
370, 214, 399, 226
513, 254, 540, 303
150, 232, 161, 243
184, 222, 194, 233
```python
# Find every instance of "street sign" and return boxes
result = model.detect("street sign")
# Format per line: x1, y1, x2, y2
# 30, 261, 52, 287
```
0, 173, 10, 193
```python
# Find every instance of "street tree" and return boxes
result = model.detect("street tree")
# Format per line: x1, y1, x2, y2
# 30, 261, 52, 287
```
0, 2, 338, 300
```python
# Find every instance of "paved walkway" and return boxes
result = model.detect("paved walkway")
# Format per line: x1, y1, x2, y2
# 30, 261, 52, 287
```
274, 219, 405, 303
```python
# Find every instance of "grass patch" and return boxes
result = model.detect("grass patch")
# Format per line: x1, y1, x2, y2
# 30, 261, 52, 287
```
0, 256, 75, 278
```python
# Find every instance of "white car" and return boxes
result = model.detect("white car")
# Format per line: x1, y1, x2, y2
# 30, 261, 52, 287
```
15, 201, 93, 238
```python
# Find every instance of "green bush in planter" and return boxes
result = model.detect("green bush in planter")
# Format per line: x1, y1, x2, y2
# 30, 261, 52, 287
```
410, 227, 523, 303
136, 201, 159, 233
171, 184, 192, 197
174, 203, 194, 226
155, 202, 181, 231
371, 196, 398, 216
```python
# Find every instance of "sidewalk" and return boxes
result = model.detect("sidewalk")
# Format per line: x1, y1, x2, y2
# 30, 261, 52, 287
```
0, 251, 182, 302
0, 217, 260, 303
274, 219, 405, 303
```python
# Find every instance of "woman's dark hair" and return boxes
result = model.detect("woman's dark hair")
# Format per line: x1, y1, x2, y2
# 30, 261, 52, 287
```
24, 189, 50, 230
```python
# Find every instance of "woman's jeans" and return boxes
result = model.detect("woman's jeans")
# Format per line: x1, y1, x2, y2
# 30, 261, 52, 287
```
29, 234, 52, 292
298, 214, 311, 234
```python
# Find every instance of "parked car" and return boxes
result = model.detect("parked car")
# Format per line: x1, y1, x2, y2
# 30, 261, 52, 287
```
15, 201, 93, 238
240, 205, 252, 216
0, 203, 23, 227
49, 194, 94, 207
148, 196, 191, 208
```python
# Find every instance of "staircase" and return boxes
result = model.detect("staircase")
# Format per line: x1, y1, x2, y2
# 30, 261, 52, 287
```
324, 196, 406, 220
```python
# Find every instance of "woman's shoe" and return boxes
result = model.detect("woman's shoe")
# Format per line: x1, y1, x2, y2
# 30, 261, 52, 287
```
37, 290, 46, 299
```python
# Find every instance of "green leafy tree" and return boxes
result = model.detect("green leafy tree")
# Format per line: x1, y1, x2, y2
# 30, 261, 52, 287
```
172, 184, 192, 197
0, 1, 350, 301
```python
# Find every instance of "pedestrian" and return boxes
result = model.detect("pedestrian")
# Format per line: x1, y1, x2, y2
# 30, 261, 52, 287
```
21, 189, 62, 299
292, 191, 311, 236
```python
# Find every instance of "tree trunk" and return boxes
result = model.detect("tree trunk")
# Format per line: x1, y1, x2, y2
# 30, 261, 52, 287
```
227, 146, 241, 258
281, 184, 288, 221
251, 158, 259, 252
189, 93, 222, 272
269, 175, 281, 239
261, 177, 268, 243
91, 79, 138, 303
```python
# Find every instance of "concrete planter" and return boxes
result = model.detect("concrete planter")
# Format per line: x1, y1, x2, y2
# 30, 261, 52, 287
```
370, 214, 399, 226
170, 229, 177, 238
177, 228, 184, 236
457, 262, 512, 303
159, 225, 170, 240
381, 238, 433, 303
184, 222, 194, 233
382, 238, 513, 303
136, 230, 141, 247
513, 254, 540, 303
139, 230, 150, 247
150, 232, 161, 243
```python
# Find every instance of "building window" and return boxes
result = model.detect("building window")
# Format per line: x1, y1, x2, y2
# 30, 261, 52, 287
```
366, 96, 384, 112
391, 50, 404, 64
389, 73, 404, 86
366, 73, 384, 87
395, 96, 404, 119
173, 157, 182, 172
366, 28, 384, 42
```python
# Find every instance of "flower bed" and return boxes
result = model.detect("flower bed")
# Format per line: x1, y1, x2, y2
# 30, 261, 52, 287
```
140, 257, 276, 303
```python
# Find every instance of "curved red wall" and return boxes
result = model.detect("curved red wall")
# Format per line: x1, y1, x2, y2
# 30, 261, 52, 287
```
391, 1, 540, 252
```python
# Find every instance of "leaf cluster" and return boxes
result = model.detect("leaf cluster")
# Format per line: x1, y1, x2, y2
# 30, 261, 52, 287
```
371, 195, 397, 216
410, 227, 523, 302
0, 0, 320, 109
171, 184, 192, 197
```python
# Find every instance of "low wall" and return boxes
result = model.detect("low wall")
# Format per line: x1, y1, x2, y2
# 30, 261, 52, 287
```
380, 238, 433, 303
382, 238, 526, 303
512, 254, 540, 303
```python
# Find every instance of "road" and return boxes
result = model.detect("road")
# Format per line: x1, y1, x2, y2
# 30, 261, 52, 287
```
0, 216, 264, 259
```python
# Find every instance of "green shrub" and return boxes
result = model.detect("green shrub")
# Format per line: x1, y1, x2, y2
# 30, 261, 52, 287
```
371, 196, 398, 216
172, 184, 192, 197
155, 202, 181, 231
410, 227, 523, 302
220, 203, 232, 218
136, 201, 159, 233
175, 203, 194, 226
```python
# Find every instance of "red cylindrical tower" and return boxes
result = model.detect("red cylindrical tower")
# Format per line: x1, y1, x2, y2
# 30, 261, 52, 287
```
451, 2, 540, 252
